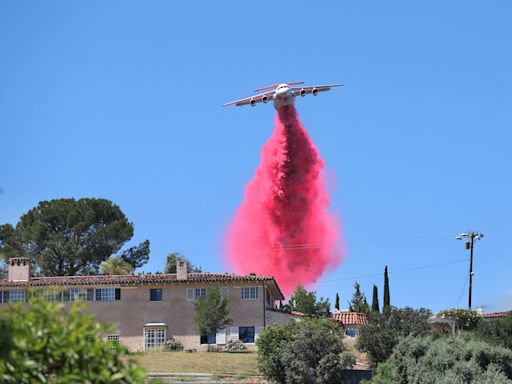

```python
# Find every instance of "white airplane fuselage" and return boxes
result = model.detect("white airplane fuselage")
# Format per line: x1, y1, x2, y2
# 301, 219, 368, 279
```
272, 84, 295, 109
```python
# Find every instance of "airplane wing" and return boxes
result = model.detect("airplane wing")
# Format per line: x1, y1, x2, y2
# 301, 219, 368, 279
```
223, 91, 275, 107
290, 83, 344, 97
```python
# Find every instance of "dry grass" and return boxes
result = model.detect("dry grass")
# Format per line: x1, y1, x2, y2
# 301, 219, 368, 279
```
130, 351, 259, 375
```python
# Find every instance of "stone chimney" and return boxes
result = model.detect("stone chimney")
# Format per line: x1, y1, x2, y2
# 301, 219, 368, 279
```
8, 257, 31, 282
177, 259, 188, 281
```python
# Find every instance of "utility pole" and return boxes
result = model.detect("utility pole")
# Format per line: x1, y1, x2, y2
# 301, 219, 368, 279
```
455, 231, 484, 309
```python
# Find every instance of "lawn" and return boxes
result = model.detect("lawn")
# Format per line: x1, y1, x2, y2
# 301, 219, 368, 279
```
130, 351, 260, 375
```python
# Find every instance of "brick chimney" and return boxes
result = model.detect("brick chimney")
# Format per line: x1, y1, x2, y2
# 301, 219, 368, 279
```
177, 259, 188, 281
8, 257, 31, 282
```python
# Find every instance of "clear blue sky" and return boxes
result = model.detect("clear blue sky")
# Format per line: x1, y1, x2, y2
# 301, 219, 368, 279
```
1, 1, 511, 313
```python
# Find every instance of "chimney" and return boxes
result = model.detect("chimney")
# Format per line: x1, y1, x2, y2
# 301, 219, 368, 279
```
476, 307, 484, 316
8, 257, 31, 282
177, 259, 188, 281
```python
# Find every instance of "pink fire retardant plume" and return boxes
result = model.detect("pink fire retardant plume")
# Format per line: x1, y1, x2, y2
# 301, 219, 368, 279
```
226, 105, 345, 296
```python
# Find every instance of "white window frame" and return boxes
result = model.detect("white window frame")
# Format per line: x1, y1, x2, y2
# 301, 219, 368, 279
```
107, 333, 120, 350
96, 288, 116, 302
241, 286, 259, 300
220, 287, 229, 298
144, 327, 166, 351
186, 287, 207, 301
9, 290, 25, 303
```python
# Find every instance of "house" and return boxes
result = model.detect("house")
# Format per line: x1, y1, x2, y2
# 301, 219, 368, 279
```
0, 257, 297, 351
331, 311, 369, 338
482, 311, 511, 319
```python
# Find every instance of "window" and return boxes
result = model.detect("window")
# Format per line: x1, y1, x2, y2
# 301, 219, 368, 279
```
95, 288, 120, 302
186, 287, 207, 301
107, 334, 120, 350
200, 333, 217, 345
0, 291, 9, 304
239, 326, 255, 343
43, 290, 57, 302
9, 290, 25, 303
345, 328, 357, 337
150, 288, 162, 301
220, 287, 228, 298
195, 288, 206, 299
144, 327, 166, 351
241, 287, 258, 300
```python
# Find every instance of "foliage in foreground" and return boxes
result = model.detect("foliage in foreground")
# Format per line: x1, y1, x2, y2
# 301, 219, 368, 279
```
369, 335, 512, 384
257, 318, 354, 384
356, 306, 432, 367
0, 299, 144, 383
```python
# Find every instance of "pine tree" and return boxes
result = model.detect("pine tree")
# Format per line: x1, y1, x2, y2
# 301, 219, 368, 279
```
349, 282, 366, 313
335, 293, 340, 311
383, 265, 390, 313
371, 284, 380, 314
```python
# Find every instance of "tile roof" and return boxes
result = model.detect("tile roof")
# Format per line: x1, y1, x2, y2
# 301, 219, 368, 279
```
483, 311, 511, 319
0, 272, 283, 298
332, 312, 369, 326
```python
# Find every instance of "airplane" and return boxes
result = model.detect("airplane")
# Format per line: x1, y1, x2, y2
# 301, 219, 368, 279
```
223, 82, 343, 109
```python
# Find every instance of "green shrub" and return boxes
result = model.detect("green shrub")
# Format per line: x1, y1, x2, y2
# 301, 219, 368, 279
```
257, 318, 354, 384
475, 312, 512, 350
356, 306, 432, 367
0, 298, 145, 383
370, 335, 512, 384
225, 339, 246, 352
163, 336, 184, 351
437, 308, 482, 331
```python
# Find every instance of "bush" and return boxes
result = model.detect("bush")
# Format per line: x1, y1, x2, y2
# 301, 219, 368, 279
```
225, 339, 246, 352
0, 298, 144, 383
356, 306, 431, 367
257, 318, 354, 384
437, 308, 482, 331
164, 336, 184, 351
475, 312, 512, 350
369, 335, 512, 384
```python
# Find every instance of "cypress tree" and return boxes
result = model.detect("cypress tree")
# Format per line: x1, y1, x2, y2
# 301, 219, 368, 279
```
335, 293, 340, 311
371, 284, 380, 313
383, 265, 390, 313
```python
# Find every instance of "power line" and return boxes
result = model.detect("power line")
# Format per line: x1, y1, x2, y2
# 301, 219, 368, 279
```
148, 235, 453, 255
482, 243, 512, 270
317, 258, 467, 284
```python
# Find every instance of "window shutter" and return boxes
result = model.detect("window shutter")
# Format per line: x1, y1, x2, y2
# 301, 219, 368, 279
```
230, 327, 239, 341
95, 289, 101, 301
115, 288, 121, 301
216, 328, 227, 345
186, 288, 195, 300
255, 325, 265, 341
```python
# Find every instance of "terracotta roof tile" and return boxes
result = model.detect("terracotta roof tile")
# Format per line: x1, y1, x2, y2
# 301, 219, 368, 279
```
332, 312, 369, 326
483, 311, 511, 319
0, 272, 281, 295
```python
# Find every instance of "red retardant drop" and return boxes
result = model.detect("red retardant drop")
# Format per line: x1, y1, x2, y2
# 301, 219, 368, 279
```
226, 105, 345, 296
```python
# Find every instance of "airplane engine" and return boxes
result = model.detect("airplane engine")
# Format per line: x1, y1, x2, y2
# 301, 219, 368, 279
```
300, 89, 306, 96
250, 99, 257, 106
312, 88, 318, 96
262, 96, 269, 103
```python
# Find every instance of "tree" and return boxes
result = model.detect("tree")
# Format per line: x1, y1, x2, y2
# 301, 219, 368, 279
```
257, 318, 355, 384
194, 287, 231, 344
383, 266, 390, 313
288, 284, 331, 317
475, 312, 512, 350
101, 257, 135, 275
356, 306, 432, 367
369, 335, 512, 383
349, 281, 366, 313
164, 252, 202, 274
0, 298, 144, 383
335, 293, 340, 311
371, 285, 380, 315
0, 198, 150, 276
